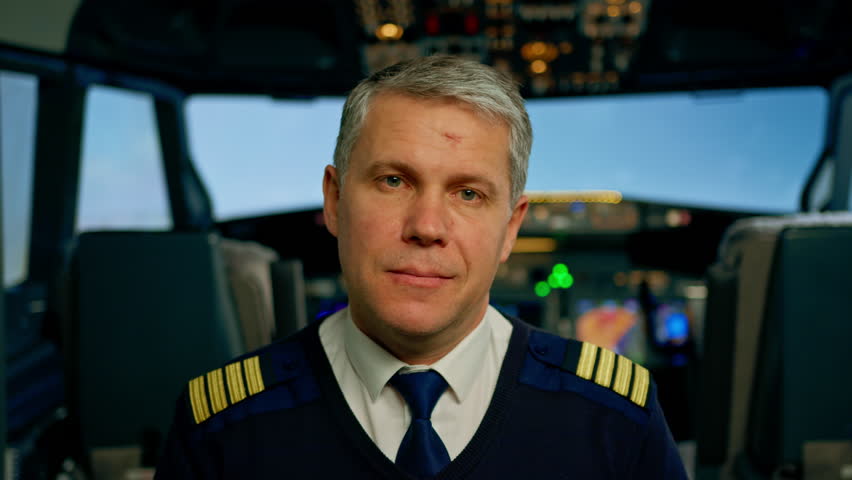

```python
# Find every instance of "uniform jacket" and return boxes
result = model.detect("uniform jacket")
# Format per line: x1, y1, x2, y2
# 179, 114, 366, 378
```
155, 315, 688, 479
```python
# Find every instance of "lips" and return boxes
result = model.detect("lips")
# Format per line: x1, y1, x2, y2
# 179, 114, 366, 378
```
387, 267, 454, 288
391, 267, 452, 278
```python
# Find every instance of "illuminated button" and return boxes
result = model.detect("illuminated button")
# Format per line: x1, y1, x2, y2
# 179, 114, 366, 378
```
665, 209, 679, 227
530, 60, 548, 74
533, 205, 550, 221
522, 41, 559, 62
548, 273, 559, 288
376, 23, 404, 41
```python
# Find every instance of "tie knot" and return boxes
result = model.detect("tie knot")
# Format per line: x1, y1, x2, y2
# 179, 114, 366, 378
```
390, 370, 448, 420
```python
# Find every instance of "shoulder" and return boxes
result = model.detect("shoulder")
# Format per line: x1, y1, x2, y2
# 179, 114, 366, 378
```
518, 327, 654, 425
182, 325, 321, 430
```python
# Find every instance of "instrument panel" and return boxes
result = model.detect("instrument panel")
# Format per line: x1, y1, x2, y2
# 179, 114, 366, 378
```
358, 0, 649, 96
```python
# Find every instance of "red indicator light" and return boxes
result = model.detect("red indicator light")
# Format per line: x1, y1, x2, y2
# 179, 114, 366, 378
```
464, 14, 479, 34
426, 14, 440, 35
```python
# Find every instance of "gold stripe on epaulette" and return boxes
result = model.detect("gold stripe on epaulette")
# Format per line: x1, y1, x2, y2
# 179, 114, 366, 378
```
207, 368, 228, 414
244, 356, 265, 395
225, 362, 247, 404
577, 342, 598, 380
630, 364, 650, 407
189, 375, 211, 424
188, 355, 268, 424
612, 355, 633, 396
574, 341, 650, 408
244, 359, 256, 394
594, 348, 616, 388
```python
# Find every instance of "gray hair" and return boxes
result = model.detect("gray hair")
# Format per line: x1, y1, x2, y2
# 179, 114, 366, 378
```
332, 55, 532, 205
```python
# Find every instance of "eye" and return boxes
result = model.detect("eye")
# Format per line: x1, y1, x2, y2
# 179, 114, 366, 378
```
383, 176, 403, 188
459, 189, 479, 201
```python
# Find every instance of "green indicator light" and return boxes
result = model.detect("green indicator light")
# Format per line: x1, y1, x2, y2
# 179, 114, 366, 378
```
553, 263, 568, 276
560, 273, 575, 289
547, 273, 560, 288
535, 281, 551, 297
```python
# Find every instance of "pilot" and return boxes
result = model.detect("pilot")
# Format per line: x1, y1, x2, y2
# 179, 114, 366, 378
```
155, 55, 688, 479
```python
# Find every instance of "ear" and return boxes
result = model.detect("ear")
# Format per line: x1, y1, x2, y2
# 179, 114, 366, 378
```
499, 195, 529, 263
322, 165, 341, 237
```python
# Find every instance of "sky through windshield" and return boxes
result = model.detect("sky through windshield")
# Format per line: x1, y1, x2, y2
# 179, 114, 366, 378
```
186, 87, 827, 219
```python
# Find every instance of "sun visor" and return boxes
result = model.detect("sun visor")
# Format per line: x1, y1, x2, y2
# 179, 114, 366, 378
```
0, 0, 82, 54
64, 0, 362, 94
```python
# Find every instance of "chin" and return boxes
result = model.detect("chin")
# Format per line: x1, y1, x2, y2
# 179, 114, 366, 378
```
382, 309, 453, 338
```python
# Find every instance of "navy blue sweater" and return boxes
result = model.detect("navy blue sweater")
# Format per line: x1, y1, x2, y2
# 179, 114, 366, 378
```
156, 316, 687, 479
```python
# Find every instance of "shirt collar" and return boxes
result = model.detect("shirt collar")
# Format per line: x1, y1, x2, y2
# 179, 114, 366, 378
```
343, 305, 498, 403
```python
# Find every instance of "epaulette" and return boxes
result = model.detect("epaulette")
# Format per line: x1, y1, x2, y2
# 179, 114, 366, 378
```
560, 338, 650, 408
186, 342, 309, 424
524, 329, 652, 412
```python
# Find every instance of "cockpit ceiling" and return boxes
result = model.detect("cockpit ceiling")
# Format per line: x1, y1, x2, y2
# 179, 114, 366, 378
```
2, 0, 852, 97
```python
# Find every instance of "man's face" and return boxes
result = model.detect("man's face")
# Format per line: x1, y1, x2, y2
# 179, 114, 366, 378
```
323, 92, 528, 355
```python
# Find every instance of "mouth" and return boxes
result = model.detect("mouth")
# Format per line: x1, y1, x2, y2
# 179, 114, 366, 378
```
387, 268, 454, 288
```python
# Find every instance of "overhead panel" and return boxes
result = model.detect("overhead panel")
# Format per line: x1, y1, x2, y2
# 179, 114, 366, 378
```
2, 0, 850, 97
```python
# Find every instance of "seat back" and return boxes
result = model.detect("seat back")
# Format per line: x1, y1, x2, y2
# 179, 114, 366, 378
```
695, 212, 852, 479
219, 238, 280, 351
72, 231, 245, 456
743, 224, 852, 477
270, 259, 308, 339
697, 216, 785, 479
694, 262, 738, 469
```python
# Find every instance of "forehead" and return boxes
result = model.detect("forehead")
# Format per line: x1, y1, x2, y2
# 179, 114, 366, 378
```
364, 92, 495, 127
354, 92, 511, 173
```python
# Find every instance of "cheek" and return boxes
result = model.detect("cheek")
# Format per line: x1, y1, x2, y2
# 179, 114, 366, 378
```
459, 221, 507, 266
340, 200, 399, 254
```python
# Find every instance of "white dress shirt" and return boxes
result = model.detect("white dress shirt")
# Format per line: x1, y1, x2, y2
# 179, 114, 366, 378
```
318, 305, 513, 461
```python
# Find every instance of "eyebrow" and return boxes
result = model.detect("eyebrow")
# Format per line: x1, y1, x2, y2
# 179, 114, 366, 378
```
365, 160, 417, 180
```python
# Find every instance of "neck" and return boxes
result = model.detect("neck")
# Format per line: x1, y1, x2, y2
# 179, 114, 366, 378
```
351, 305, 487, 365
384, 332, 469, 365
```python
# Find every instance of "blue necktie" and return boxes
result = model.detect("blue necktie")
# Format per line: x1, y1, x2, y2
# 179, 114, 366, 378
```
390, 370, 451, 478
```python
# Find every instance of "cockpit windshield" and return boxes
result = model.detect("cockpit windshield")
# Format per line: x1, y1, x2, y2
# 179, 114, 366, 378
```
183, 86, 827, 220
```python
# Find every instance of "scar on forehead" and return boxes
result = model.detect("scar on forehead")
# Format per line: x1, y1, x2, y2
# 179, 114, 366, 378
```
442, 131, 463, 144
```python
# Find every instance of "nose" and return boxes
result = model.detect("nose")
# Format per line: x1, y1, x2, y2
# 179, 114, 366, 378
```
402, 191, 449, 247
